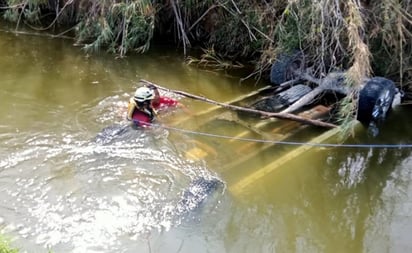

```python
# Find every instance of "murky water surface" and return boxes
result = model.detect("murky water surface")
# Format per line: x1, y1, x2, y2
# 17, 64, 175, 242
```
1, 29, 412, 253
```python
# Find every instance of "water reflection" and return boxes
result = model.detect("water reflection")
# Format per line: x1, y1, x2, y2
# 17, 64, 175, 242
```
2, 28, 412, 253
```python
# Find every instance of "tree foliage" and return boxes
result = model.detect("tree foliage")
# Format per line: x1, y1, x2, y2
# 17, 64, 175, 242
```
1, 0, 411, 89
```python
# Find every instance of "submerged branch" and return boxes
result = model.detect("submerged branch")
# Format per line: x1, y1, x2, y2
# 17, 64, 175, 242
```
0, 29, 74, 40
140, 79, 337, 129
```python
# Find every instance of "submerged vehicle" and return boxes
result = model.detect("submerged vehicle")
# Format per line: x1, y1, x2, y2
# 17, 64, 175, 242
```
266, 50, 402, 136
91, 67, 403, 200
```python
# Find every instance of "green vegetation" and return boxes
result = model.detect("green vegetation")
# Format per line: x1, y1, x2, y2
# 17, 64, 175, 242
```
1, 0, 411, 124
1, 0, 410, 80
0, 237, 18, 253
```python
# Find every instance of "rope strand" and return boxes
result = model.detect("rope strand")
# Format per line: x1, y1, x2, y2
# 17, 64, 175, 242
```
145, 122, 412, 149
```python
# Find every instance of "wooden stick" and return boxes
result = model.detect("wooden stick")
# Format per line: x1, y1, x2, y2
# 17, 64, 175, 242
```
140, 79, 338, 129
0, 29, 74, 40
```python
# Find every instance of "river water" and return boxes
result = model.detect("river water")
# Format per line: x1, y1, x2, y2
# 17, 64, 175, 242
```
1, 28, 412, 253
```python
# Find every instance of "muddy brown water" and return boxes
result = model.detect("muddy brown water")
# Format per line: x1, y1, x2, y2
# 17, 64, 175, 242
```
1, 29, 412, 253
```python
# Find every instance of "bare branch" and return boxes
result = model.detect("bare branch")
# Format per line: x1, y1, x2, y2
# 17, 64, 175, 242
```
140, 79, 338, 129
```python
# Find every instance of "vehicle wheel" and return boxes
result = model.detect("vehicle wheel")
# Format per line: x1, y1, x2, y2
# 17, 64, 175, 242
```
251, 97, 284, 113
270, 51, 306, 85
94, 124, 129, 144
176, 177, 224, 215
357, 77, 398, 127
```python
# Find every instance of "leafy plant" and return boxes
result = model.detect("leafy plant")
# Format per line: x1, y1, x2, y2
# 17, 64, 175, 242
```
0, 236, 18, 253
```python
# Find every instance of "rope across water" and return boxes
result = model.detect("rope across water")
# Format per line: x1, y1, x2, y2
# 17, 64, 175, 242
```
147, 122, 412, 149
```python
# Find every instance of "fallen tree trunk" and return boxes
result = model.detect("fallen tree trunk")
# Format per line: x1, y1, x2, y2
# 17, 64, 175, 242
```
140, 79, 338, 129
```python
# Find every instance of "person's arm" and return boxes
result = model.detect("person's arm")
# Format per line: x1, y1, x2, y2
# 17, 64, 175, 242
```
144, 84, 193, 115
156, 96, 193, 115
146, 84, 160, 106
126, 98, 136, 121
176, 101, 193, 115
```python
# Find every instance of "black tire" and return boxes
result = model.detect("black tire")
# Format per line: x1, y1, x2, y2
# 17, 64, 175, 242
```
357, 77, 398, 127
94, 124, 129, 144
270, 51, 306, 85
251, 97, 284, 113
175, 177, 223, 214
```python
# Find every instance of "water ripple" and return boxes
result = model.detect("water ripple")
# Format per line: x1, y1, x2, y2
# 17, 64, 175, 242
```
0, 124, 223, 252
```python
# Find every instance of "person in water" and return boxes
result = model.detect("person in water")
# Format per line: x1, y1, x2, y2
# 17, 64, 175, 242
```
126, 84, 181, 127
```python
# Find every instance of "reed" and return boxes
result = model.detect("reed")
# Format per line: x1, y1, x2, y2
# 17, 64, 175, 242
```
338, 0, 371, 134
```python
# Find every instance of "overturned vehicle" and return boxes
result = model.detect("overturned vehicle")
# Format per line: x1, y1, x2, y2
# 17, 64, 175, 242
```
252, 51, 402, 136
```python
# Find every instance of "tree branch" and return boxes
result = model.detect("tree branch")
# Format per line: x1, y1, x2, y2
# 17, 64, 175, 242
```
140, 79, 337, 129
